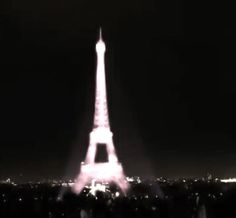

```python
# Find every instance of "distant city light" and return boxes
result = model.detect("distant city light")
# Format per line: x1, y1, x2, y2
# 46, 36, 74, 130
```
115, 192, 120, 197
221, 178, 236, 183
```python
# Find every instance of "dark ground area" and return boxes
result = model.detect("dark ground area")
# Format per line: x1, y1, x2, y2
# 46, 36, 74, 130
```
0, 179, 235, 218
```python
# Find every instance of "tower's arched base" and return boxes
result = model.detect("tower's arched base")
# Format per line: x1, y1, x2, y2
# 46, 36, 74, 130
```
72, 162, 129, 194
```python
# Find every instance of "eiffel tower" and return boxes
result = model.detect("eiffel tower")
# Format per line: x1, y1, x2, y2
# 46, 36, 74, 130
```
72, 29, 129, 194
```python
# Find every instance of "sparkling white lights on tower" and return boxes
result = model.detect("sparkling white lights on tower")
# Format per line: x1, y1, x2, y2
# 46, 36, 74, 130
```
72, 29, 129, 194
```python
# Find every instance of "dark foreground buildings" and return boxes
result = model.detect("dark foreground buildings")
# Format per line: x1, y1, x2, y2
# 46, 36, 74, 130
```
0, 179, 235, 218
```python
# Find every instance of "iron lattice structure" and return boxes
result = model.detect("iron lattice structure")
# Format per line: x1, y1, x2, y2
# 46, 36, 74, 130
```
72, 30, 129, 194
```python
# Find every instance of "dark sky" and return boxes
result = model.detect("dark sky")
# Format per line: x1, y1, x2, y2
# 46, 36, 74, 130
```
0, 0, 236, 182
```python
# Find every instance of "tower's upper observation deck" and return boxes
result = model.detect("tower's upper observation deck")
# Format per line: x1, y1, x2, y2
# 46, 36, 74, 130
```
96, 29, 106, 53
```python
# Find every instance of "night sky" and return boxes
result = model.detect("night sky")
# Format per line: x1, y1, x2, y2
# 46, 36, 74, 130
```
0, 0, 236, 182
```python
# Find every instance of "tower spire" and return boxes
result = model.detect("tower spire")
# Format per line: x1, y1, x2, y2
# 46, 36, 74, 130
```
94, 28, 108, 128
99, 27, 102, 41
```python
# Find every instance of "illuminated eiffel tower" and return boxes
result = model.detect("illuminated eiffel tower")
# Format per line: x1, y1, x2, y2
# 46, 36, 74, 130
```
72, 29, 129, 194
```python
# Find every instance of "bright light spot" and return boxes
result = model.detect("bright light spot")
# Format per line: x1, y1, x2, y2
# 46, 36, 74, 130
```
115, 192, 120, 197
89, 180, 106, 196
126, 177, 134, 182
221, 178, 236, 183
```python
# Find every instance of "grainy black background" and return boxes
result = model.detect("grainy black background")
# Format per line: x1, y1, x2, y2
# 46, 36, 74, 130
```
0, 0, 235, 181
